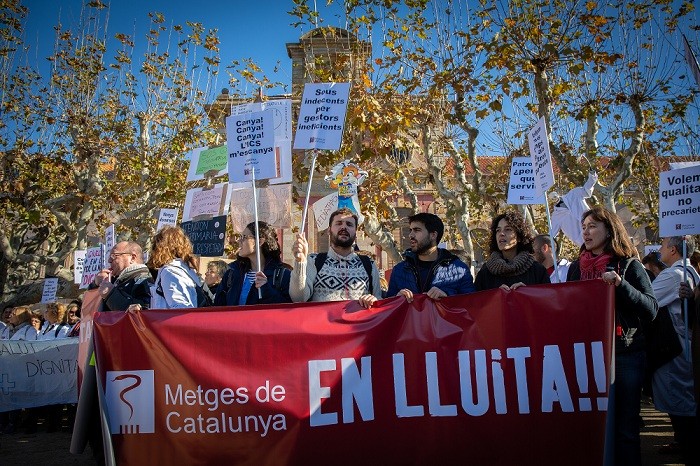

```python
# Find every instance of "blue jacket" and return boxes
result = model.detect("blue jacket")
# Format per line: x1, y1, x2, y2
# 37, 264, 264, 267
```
214, 259, 292, 307
387, 249, 475, 297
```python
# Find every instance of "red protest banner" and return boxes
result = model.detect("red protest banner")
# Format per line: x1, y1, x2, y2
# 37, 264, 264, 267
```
92, 280, 613, 465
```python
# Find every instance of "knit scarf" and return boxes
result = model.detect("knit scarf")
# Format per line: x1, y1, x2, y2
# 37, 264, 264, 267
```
484, 251, 535, 277
578, 251, 613, 280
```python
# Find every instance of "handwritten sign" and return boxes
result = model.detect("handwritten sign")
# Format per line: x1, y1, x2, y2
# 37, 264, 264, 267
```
226, 109, 277, 183
156, 208, 179, 232
294, 82, 350, 151
659, 164, 700, 236
80, 246, 103, 289
186, 145, 229, 182
74, 250, 86, 284
528, 117, 554, 197
41, 278, 59, 304
507, 158, 546, 205
230, 184, 292, 231
181, 215, 227, 257
182, 184, 231, 222
104, 224, 115, 255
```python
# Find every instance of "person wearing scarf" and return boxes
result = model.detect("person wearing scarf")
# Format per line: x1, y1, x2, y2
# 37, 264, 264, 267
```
567, 205, 657, 466
475, 210, 550, 291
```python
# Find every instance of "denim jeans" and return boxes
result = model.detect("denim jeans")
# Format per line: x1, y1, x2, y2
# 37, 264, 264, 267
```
609, 350, 646, 466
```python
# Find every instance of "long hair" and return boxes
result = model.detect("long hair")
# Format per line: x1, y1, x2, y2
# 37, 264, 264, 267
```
238, 221, 282, 265
148, 225, 198, 270
487, 210, 534, 255
45, 302, 66, 323
579, 205, 637, 259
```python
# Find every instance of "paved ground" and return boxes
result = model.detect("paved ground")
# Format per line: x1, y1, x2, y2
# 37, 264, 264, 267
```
0, 398, 687, 465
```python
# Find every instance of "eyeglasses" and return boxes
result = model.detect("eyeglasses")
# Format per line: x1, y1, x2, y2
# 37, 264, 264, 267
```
109, 252, 133, 260
239, 234, 256, 242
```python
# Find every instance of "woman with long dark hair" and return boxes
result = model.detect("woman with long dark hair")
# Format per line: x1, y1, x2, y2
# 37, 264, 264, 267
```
567, 205, 657, 466
215, 221, 291, 306
475, 210, 549, 291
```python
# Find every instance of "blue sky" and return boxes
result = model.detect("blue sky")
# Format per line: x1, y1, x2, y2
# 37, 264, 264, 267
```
22, 0, 341, 95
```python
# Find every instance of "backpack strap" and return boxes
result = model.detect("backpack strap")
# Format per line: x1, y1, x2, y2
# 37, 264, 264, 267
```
271, 267, 285, 291
314, 253, 328, 275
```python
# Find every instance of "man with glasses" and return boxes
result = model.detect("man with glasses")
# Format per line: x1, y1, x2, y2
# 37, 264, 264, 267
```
90, 241, 152, 312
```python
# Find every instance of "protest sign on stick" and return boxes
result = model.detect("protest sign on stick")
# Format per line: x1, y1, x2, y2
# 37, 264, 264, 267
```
226, 109, 277, 183
659, 164, 700, 237
507, 157, 546, 205
181, 216, 227, 257
293, 83, 350, 151
186, 145, 229, 182
182, 184, 231, 222
80, 246, 103, 289
41, 277, 59, 304
156, 208, 179, 232
74, 250, 87, 284
229, 184, 292, 231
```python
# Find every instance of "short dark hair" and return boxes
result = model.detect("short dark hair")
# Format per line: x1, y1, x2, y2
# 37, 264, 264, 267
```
328, 208, 358, 228
642, 251, 666, 271
488, 210, 534, 254
534, 234, 557, 254
408, 212, 444, 244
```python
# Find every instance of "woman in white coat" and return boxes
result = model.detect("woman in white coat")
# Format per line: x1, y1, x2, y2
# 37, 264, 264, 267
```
8, 306, 39, 340
147, 225, 203, 309
37, 302, 71, 340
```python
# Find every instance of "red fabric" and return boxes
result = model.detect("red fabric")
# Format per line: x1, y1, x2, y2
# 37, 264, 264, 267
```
578, 251, 613, 280
93, 281, 614, 465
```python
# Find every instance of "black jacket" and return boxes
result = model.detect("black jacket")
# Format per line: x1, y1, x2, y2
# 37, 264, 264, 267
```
102, 265, 153, 312
214, 259, 292, 306
475, 260, 550, 291
567, 257, 658, 353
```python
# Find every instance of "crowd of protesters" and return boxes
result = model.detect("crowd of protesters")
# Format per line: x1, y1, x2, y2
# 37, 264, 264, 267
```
2, 206, 700, 465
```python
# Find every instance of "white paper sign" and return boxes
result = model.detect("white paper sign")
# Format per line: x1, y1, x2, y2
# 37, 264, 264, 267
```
644, 245, 661, 257
293, 82, 351, 151
80, 245, 104, 289
73, 250, 86, 284
229, 184, 292, 231
659, 164, 700, 236
683, 34, 700, 90
226, 109, 277, 183
528, 116, 555, 197
312, 192, 338, 231
41, 278, 59, 304
104, 224, 115, 253
507, 157, 546, 205
156, 208, 179, 232
182, 184, 231, 222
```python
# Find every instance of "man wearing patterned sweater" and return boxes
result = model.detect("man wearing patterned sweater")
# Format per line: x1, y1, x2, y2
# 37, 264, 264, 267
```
290, 208, 382, 308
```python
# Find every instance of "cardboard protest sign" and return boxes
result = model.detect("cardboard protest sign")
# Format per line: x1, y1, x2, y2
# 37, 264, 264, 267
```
659, 164, 700, 236
182, 184, 231, 222
41, 277, 59, 304
226, 109, 277, 183
312, 192, 338, 231
181, 215, 227, 257
73, 250, 87, 284
506, 157, 546, 205
230, 184, 292, 231
156, 208, 179, 232
528, 116, 555, 197
186, 145, 229, 182
294, 82, 350, 151
80, 246, 103, 289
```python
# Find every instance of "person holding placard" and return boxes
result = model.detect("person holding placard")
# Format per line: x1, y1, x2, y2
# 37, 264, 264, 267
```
650, 236, 699, 465
290, 208, 382, 307
215, 221, 292, 306
566, 206, 657, 466
474, 210, 550, 291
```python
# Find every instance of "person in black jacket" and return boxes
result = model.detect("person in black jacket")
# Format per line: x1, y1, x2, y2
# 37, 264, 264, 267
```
91, 241, 152, 312
566, 205, 657, 466
215, 221, 292, 306
474, 210, 549, 291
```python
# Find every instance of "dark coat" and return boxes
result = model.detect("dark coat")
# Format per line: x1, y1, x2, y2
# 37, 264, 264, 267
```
567, 257, 657, 353
387, 249, 475, 297
474, 261, 550, 291
214, 259, 292, 307
102, 265, 153, 312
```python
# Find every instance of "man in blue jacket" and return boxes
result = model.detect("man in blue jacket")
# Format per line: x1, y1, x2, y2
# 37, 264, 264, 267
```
387, 213, 475, 301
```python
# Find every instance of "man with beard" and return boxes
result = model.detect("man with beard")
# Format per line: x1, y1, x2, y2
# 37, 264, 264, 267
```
91, 241, 152, 312
387, 213, 475, 301
533, 234, 570, 284
290, 208, 382, 307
